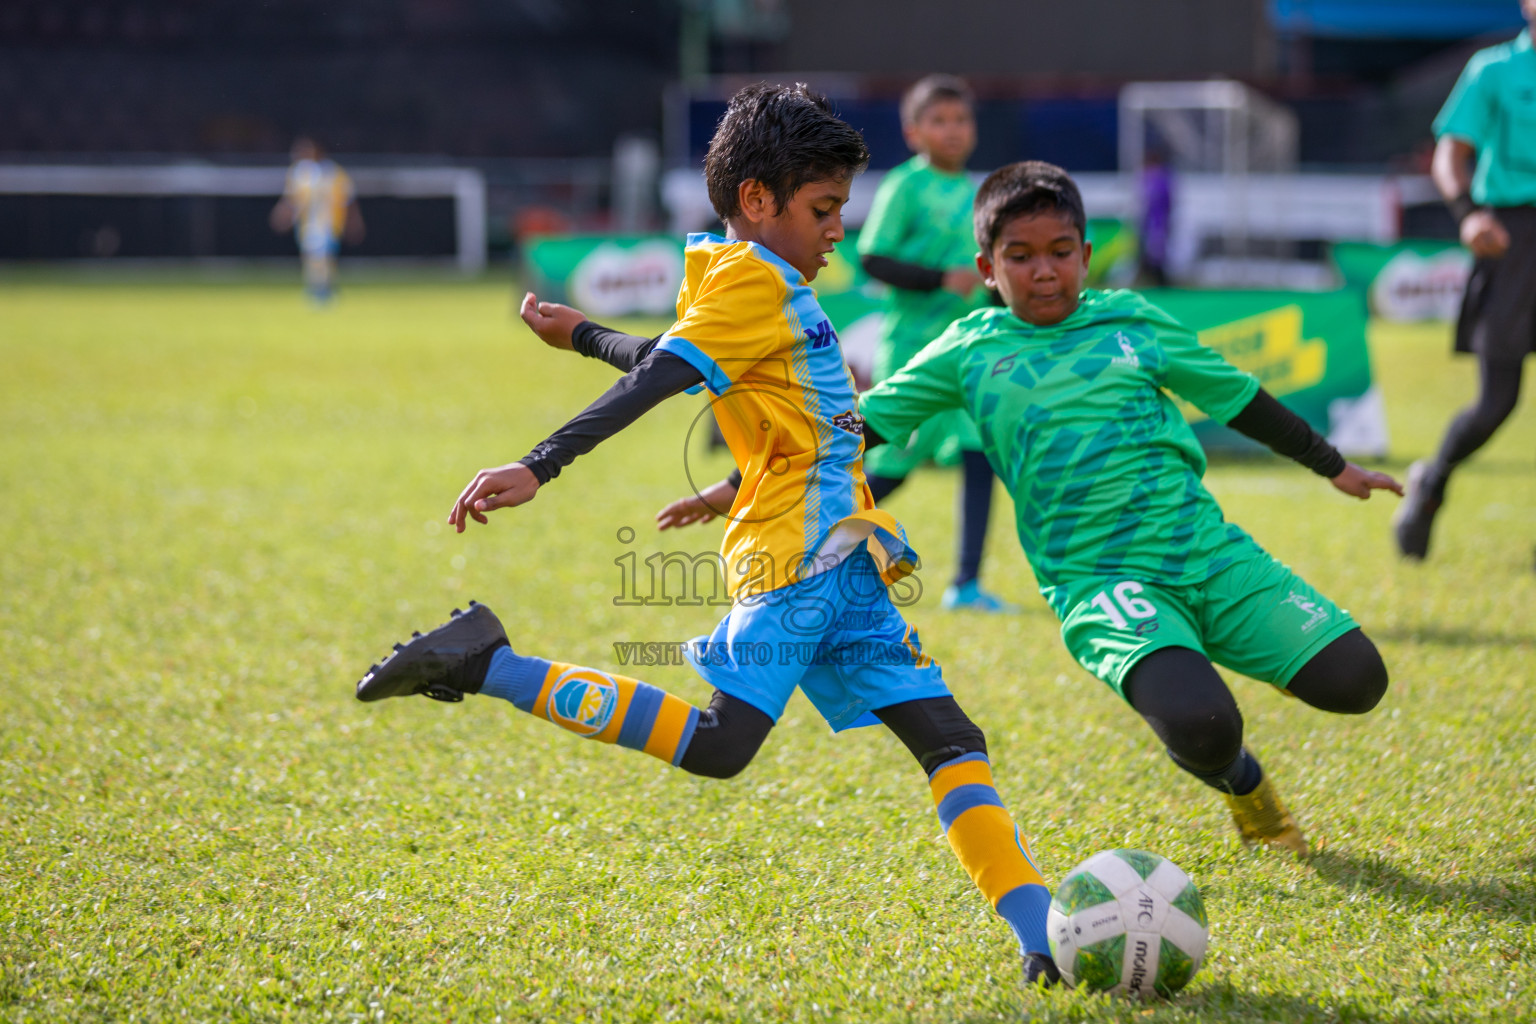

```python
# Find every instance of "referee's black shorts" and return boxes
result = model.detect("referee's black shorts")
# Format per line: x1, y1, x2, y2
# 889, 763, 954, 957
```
1455, 205, 1536, 361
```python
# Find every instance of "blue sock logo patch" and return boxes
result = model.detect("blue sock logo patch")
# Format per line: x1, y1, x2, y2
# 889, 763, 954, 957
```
547, 669, 620, 737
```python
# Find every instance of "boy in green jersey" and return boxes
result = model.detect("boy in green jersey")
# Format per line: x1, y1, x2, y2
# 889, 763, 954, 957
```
664, 161, 1403, 856
861, 161, 1405, 856
857, 75, 1010, 613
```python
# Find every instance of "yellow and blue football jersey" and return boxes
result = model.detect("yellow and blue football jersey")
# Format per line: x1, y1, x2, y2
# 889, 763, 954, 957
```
657, 233, 917, 599
284, 158, 354, 248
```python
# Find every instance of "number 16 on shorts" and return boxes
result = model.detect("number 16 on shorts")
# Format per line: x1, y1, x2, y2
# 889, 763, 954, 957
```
1090, 581, 1159, 635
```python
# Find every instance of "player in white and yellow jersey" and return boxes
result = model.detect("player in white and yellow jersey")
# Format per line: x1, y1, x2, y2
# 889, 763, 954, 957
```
354, 84, 1063, 990
269, 137, 363, 304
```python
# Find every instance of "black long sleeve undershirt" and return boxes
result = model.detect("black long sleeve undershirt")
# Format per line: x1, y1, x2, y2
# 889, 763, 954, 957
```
861, 253, 945, 293
570, 320, 661, 372
1225, 388, 1347, 477
520, 349, 704, 484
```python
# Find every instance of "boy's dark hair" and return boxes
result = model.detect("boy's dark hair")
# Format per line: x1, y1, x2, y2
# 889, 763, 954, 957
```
704, 82, 870, 223
972, 161, 1087, 251
900, 74, 974, 126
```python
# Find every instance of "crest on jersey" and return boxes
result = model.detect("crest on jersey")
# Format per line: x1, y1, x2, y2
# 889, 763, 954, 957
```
831, 410, 864, 435
1111, 332, 1140, 369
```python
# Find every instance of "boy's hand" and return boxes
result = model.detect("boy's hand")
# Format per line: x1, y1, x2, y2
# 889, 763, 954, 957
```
519, 291, 588, 351
449, 462, 540, 531
942, 268, 983, 296
655, 477, 740, 530
1329, 463, 1404, 501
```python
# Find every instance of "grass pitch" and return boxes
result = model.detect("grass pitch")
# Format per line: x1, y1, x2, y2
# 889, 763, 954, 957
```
1, 271, 1533, 1023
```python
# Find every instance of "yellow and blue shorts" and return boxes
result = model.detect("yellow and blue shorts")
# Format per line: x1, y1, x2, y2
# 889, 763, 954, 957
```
685, 548, 949, 730
1048, 544, 1359, 701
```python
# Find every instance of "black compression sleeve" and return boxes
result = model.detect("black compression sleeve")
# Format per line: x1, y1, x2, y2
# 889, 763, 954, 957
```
873, 696, 986, 775
1225, 389, 1347, 478
520, 350, 704, 484
570, 321, 660, 372
861, 254, 945, 293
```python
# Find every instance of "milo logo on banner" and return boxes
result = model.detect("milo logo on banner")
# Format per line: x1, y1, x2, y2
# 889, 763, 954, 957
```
1370, 249, 1470, 323
567, 239, 684, 317
1182, 305, 1326, 419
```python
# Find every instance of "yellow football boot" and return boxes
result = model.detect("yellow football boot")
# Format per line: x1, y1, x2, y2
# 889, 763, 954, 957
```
1224, 775, 1310, 858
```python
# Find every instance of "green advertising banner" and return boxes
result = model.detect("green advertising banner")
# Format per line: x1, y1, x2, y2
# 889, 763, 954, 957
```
522, 234, 1384, 455
1144, 288, 1386, 456
1331, 239, 1470, 322
1085, 218, 1139, 289
524, 235, 685, 317
525, 221, 1139, 321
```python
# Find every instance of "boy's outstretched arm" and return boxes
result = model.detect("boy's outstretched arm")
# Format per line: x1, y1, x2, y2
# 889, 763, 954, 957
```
519, 291, 663, 370
1225, 389, 1402, 500
448, 350, 704, 531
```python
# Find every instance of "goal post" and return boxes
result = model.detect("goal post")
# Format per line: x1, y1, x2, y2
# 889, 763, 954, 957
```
0, 163, 487, 272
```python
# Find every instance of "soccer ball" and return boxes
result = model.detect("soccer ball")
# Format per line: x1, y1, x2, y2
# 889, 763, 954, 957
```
1047, 849, 1208, 998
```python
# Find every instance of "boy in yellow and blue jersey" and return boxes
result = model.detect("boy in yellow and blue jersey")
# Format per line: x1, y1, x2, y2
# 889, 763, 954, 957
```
355, 85, 1061, 988
269, 137, 364, 304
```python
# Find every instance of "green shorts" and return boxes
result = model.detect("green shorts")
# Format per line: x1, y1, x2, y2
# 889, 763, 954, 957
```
1048, 545, 1359, 702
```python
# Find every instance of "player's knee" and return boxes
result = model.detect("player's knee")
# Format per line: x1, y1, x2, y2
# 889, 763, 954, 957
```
1339, 637, 1389, 713
1288, 629, 1389, 714
676, 692, 774, 780
1162, 702, 1244, 774
680, 740, 760, 780
1482, 388, 1521, 425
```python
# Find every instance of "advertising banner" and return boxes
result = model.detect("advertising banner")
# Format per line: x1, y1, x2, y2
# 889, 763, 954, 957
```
1145, 288, 1386, 456
1331, 239, 1470, 322
522, 235, 1383, 456
523, 235, 685, 317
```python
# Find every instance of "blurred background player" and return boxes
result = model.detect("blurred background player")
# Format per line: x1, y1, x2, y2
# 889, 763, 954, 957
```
855, 75, 1012, 613
269, 137, 365, 304
1137, 145, 1174, 287
1393, 0, 1536, 562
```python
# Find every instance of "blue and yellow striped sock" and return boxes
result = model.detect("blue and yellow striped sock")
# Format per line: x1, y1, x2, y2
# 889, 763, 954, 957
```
929, 752, 1051, 955
479, 648, 700, 766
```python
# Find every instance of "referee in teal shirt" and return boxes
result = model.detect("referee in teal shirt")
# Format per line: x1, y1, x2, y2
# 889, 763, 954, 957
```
1395, 0, 1536, 561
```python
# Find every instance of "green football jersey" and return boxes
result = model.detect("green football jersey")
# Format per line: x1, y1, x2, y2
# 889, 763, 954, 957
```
856, 155, 985, 361
858, 289, 1262, 595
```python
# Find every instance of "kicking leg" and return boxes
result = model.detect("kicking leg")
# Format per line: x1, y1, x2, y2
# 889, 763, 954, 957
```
356, 603, 770, 774
1124, 647, 1308, 857
876, 696, 1059, 986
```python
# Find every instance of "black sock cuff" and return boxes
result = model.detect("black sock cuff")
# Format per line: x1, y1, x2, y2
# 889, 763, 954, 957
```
1171, 747, 1263, 796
